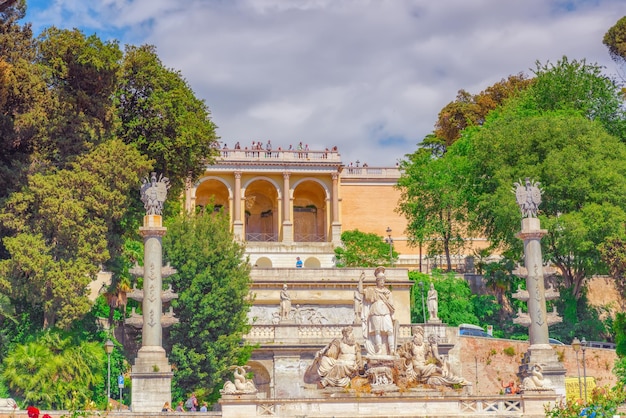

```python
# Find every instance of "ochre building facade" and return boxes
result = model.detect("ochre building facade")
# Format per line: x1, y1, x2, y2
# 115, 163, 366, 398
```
185, 146, 485, 270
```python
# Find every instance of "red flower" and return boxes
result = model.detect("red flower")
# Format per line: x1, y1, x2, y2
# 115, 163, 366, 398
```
27, 406, 39, 418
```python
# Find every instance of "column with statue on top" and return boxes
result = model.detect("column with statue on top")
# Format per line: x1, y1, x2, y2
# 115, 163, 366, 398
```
513, 178, 566, 397
128, 172, 179, 412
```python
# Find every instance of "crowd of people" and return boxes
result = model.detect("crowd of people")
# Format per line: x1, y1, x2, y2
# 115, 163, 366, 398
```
162, 393, 209, 412
218, 140, 338, 159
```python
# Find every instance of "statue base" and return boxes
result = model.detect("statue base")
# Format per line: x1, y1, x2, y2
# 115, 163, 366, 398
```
130, 346, 173, 412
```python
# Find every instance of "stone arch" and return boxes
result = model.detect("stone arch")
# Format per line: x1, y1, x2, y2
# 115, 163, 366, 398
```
247, 361, 271, 399
244, 179, 279, 242
304, 257, 321, 268
194, 177, 231, 214
292, 179, 328, 242
254, 257, 272, 268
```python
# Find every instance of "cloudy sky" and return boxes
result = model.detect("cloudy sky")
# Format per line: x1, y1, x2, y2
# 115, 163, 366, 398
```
24, 0, 624, 167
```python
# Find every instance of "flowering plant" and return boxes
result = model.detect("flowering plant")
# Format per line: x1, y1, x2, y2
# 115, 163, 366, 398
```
26, 406, 39, 418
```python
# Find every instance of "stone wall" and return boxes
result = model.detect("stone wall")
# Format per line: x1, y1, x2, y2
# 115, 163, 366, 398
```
455, 337, 618, 396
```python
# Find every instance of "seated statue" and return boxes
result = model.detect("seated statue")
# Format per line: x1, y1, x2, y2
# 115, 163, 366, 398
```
314, 327, 364, 388
398, 326, 469, 387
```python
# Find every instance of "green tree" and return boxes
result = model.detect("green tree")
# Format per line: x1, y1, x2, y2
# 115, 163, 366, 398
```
0, 0, 46, 199
163, 209, 253, 404
34, 27, 123, 169
334, 229, 397, 267
1, 332, 105, 409
603, 16, 626, 76
0, 140, 151, 329
408, 271, 480, 326
431, 74, 532, 152
397, 148, 472, 271
481, 258, 516, 320
459, 109, 626, 299
599, 236, 626, 300
522, 57, 626, 140
116, 44, 219, 195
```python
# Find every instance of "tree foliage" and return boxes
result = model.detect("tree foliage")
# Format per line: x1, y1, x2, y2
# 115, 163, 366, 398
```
1, 332, 106, 409
35, 27, 122, 169
0, 140, 151, 328
459, 109, 626, 298
163, 209, 253, 404
450, 58, 626, 300
116, 45, 219, 195
603, 16, 626, 75
334, 229, 397, 267
408, 271, 480, 326
524, 57, 626, 139
397, 148, 473, 271
426, 74, 532, 154
0, 0, 43, 198
600, 236, 626, 300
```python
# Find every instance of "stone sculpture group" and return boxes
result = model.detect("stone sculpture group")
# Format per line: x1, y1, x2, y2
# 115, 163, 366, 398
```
305, 268, 469, 391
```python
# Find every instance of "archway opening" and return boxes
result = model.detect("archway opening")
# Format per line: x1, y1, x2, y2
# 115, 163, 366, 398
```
245, 180, 279, 242
293, 181, 327, 242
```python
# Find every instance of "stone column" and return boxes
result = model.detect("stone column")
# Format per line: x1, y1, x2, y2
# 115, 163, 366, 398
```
131, 215, 173, 412
130, 173, 174, 412
233, 171, 244, 240
331, 171, 342, 245
282, 171, 293, 243
514, 178, 565, 397
517, 218, 549, 347
140, 221, 166, 346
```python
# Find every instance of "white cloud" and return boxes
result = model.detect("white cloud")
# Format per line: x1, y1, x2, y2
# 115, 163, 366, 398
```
25, 0, 624, 166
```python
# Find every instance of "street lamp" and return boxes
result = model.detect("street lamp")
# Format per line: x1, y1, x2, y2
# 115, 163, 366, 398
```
104, 339, 114, 400
418, 281, 426, 323
581, 337, 588, 402
385, 227, 394, 266
572, 337, 582, 400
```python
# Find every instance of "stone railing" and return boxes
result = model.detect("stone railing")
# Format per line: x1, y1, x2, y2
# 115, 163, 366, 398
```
219, 393, 552, 417
244, 324, 416, 345
217, 149, 341, 163
341, 166, 400, 178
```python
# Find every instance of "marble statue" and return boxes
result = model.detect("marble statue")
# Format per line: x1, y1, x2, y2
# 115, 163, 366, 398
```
280, 284, 291, 321
140, 172, 170, 215
314, 327, 363, 388
521, 364, 553, 391
0, 398, 18, 411
359, 267, 397, 356
427, 283, 438, 320
513, 178, 542, 218
221, 366, 257, 394
398, 326, 469, 387
353, 281, 363, 324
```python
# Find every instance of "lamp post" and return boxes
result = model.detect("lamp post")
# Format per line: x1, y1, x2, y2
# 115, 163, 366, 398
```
572, 337, 582, 400
104, 340, 114, 400
385, 227, 394, 266
418, 281, 426, 323
581, 337, 588, 402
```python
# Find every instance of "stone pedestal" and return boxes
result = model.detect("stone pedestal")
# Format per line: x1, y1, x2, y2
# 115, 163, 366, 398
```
331, 222, 342, 246
131, 346, 173, 412
273, 354, 307, 398
274, 323, 299, 343
520, 347, 566, 397
233, 220, 244, 241
281, 221, 293, 244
